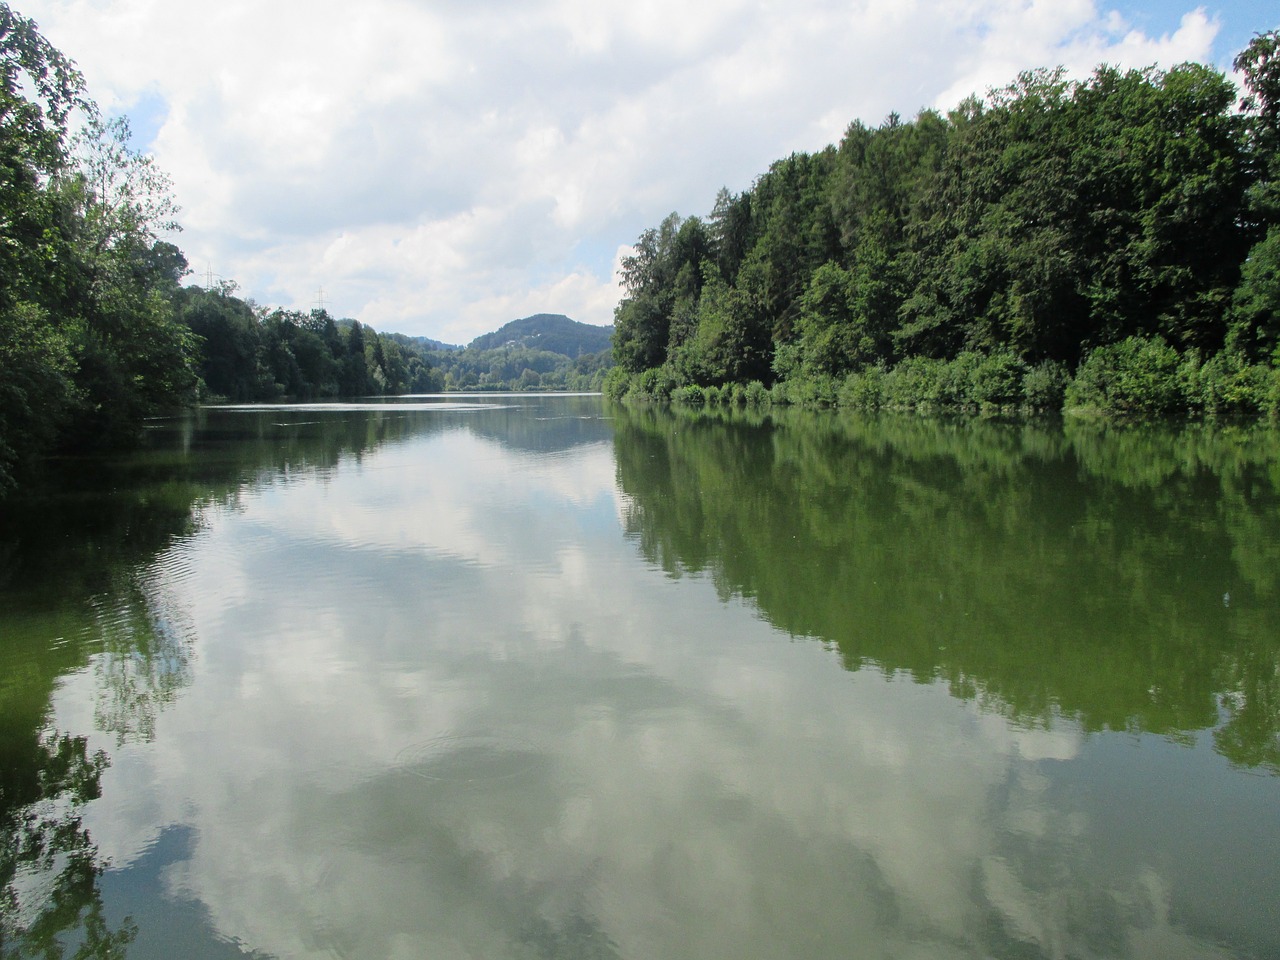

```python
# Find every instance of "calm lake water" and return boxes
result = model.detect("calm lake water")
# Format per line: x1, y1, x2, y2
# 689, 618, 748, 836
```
2, 394, 1278, 959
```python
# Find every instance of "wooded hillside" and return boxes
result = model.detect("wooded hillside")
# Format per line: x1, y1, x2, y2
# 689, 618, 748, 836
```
607, 33, 1280, 418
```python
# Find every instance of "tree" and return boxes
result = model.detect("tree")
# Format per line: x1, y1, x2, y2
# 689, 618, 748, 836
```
669, 264, 770, 386
830, 110, 946, 255
1229, 226, 1280, 362
69, 115, 181, 258
54, 118, 198, 445
0, 303, 76, 492
1235, 30, 1280, 172
898, 63, 1247, 365
0, 2, 83, 306
180, 285, 266, 400
379, 338, 409, 393
341, 320, 371, 395
708, 187, 753, 283
744, 149, 841, 338
1, 7, 197, 465
0, 3, 85, 484
612, 213, 716, 374
1229, 32, 1280, 361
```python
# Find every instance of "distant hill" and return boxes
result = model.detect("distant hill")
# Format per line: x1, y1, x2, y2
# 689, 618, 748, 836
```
468, 314, 613, 357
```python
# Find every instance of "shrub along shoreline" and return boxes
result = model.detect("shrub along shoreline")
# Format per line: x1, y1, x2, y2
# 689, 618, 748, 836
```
605, 337, 1280, 420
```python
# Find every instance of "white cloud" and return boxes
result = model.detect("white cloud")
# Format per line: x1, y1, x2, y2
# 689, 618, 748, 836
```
18, 0, 1255, 342
931, 6, 1223, 108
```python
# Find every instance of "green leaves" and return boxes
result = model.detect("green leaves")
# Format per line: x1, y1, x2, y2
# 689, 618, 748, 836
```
1, 4, 199, 488
0, 2, 85, 163
612, 40, 1274, 419
1236, 30, 1280, 148
1229, 225, 1280, 363
0, 300, 77, 491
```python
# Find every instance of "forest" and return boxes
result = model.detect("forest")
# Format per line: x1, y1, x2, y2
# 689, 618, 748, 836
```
607, 32, 1280, 418
178, 284, 439, 401
182, 292, 610, 400
0, 4, 609, 497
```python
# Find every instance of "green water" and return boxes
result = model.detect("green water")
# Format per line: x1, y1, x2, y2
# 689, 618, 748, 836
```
1, 395, 1277, 959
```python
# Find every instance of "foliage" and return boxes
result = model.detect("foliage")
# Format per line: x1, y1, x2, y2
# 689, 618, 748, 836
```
1065, 336, 1185, 417
426, 341, 610, 393
610, 36, 1280, 421
1188, 350, 1280, 419
0, 303, 76, 492
601, 365, 630, 402
1229, 225, 1280, 362
1, 3, 197, 488
176, 287, 450, 401
1021, 360, 1069, 412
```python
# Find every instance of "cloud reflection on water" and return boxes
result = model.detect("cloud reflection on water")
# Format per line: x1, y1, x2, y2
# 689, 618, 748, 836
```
47, 404, 1271, 959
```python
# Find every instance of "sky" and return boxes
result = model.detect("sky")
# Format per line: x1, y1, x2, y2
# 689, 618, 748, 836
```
15, 0, 1280, 345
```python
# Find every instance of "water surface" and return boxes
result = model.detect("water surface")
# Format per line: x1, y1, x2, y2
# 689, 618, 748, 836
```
1, 395, 1277, 959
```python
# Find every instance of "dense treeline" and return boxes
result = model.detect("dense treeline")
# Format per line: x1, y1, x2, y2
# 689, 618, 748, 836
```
180, 287, 614, 400
430, 313, 612, 391
180, 284, 444, 401
467, 313, 613, 355
608, 33, 1280, 418
424, 342, 611, 392
185, 294, 610, 399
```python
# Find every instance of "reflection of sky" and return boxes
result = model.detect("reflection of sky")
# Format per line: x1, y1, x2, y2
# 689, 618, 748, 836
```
51, 411, 1277, 960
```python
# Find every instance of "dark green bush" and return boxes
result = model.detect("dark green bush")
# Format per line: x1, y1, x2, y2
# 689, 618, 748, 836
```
1193, 352, 1280, 418
602, 366, 630, 402
744, 380, 771, 407
779, 375, 840, 407
672, 384, 707, 404
881, 357, 944, 409
1022, 361, 1068, 411
1066, 337, 1185, 416
839, 366, 886, 410
970, 352, 1028, 406
629, 367, 677, 402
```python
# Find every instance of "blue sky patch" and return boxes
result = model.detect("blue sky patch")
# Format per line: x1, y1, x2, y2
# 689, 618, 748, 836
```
111, 89, 169, 153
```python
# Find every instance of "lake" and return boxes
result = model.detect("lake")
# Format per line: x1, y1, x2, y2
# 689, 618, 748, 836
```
1, 394, 1278, 959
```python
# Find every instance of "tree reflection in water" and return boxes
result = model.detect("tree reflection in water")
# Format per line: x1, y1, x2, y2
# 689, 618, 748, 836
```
613, 406, 1280, 772
0, 732, 134, 958
0, 405, 444, 955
